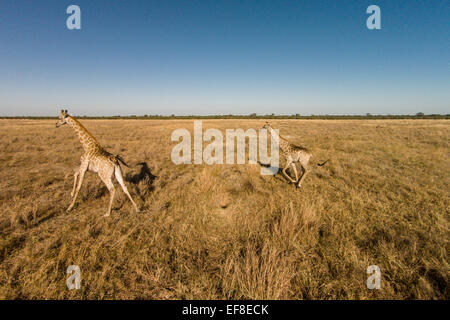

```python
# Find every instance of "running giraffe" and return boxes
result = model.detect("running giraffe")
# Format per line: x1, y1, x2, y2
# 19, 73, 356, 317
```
56, 109, 140, 216
262, 122, 328, 188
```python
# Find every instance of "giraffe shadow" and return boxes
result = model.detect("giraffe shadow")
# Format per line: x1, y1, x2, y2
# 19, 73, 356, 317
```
257, 161, 298, 184
124, 162, 157, 202
257, 161, 282, 174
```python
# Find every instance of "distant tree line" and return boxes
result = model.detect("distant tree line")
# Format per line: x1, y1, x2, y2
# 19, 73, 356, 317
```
1, 112, 448, 120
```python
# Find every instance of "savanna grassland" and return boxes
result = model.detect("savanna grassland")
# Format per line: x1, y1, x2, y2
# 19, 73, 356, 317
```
0, 119, 448, 299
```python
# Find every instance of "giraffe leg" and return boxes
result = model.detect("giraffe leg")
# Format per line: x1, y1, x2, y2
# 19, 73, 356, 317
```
71, 169, 79, 197
282, 160, 296, 183
297, 165, 309, 188
114, 165, 140, 213
99, 176, 115, 217
291, 163, 299, 184
67, 161, 88, 212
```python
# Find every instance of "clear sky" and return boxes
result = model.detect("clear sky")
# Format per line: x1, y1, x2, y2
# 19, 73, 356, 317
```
0, 0, 448, 116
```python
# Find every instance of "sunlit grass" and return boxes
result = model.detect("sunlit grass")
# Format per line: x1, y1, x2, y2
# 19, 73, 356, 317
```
0, 119, 448, 299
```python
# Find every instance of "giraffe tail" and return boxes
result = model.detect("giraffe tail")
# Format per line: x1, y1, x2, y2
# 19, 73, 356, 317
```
114, 155, 130, 168
317, 159, 329, 166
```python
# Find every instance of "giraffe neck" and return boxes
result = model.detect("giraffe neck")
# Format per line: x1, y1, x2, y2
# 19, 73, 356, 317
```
269, 127, 289, 151
66, 116, 101, 152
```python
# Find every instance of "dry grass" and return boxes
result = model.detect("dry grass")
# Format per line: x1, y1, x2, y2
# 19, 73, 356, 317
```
0, 119, 448, 299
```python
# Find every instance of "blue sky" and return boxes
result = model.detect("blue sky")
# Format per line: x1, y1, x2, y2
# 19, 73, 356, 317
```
0, 0, 448, 116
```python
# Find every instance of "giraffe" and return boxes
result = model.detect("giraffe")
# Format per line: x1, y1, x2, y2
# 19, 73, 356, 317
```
262, 122, 328, 188
56, 109, 140, 216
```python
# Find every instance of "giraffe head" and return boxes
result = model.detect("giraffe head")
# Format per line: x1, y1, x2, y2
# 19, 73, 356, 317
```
56, 109, 69, 127
262, 121, 272, 129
